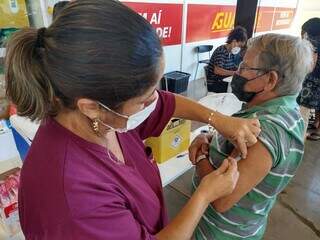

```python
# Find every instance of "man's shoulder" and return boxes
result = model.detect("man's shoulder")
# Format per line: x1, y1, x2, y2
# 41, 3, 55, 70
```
238, 104, 301, 133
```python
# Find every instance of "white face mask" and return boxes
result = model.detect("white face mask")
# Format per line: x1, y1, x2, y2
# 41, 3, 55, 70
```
231, 46, 241, 55
98, 95, 158, 133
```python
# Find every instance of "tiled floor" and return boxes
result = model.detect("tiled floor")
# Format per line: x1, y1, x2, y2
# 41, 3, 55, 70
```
163, 78, 320, 239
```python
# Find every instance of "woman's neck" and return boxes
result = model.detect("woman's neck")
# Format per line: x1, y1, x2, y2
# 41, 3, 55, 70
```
54, 110, 112, 148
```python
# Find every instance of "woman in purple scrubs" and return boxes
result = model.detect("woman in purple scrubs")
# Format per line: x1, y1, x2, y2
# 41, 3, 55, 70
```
5, 1, 260, 239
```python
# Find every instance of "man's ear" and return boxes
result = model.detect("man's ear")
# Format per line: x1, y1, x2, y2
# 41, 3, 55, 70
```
265, 70, 279, 91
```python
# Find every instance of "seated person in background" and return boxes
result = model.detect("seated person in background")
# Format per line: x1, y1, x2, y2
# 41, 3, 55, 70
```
189, 33, 313, 240
297, 18, 320, 140
207, 26, 247, 93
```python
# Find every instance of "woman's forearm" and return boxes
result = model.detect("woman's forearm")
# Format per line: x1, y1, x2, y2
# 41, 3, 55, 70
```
156, 189, 210, 240
173, 93, 224, 125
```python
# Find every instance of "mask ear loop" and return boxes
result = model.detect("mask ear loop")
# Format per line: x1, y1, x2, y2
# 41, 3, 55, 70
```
96, 102, 129, 133
242, 71, 269, 96
98, 101, 129, 120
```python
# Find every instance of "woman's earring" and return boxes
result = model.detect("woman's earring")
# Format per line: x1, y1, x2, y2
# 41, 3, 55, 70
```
92, 118, 100, 134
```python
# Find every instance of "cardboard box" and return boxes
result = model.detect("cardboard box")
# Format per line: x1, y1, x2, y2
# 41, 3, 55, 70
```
145, 118, 191, 164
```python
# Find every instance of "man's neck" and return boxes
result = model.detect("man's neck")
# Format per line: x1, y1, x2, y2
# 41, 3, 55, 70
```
246, 92, 278, 108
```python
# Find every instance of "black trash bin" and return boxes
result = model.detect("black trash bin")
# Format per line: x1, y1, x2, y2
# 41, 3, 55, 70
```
161, 71, 190, 94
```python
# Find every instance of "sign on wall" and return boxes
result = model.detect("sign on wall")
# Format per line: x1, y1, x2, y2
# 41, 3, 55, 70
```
186, 3, 297, 43
254, 6, 275, 32
123, 2, 183, 46
272, 7, 296, 30
186, 4, 236, 43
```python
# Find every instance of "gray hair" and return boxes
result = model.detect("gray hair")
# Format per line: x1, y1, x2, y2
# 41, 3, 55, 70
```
247, 33, 314, 96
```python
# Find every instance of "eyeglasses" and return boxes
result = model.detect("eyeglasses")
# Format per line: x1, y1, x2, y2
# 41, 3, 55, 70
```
238, 62, 270, 74
238, 62, 283, 78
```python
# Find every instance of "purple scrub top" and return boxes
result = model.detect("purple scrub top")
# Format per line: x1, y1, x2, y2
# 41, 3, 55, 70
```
18, 90, 175, 240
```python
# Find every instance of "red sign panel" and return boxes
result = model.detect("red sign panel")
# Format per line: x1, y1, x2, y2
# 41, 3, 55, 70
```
186, 4, 236, 43
255, 7, 275, 33
123, 2, 183, 46
272, 7, 296, 30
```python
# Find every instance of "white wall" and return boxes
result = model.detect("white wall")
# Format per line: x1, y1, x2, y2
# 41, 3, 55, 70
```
163, 45, 182, 73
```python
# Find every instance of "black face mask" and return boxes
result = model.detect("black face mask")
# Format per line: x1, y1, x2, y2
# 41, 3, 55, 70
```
231, 73, 266, 102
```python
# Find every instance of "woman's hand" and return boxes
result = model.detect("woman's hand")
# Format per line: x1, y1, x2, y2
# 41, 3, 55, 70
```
156, 157, 239, 240
212, 113, 261, 159
197, 158, 239, 203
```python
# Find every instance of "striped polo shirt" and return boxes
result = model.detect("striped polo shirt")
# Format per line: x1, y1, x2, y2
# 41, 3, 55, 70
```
193, 95, 305, 240
207, 45, 239, 83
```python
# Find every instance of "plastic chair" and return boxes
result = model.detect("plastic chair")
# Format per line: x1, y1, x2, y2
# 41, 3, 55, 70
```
194, 45, 213, 80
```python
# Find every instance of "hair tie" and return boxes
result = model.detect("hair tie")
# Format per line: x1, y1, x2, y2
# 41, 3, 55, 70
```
36, 28, 46, 48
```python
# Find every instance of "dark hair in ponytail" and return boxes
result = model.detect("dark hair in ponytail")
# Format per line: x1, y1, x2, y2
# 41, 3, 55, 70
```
5, 28, 58, 121
5, 0, 162, 121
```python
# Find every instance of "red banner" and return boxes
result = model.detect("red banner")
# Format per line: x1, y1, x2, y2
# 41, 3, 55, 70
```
255, 7, 275, 33
272, 7, 296, 30
122, 2, 296, 45
186, 4, 236, 43
123, 2, 183, 46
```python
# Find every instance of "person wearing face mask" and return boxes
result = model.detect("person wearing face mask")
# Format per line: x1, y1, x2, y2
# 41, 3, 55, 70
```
206, 26, 247, 93
188, 33, 313, 240
297, 18, 320, 140
4, 1, 261, 239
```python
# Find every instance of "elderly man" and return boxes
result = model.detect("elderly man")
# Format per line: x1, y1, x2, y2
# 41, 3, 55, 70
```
189, 33, 313, 240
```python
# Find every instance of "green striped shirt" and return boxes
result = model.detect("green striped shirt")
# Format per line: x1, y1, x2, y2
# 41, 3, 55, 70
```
193, 95, 305, 240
